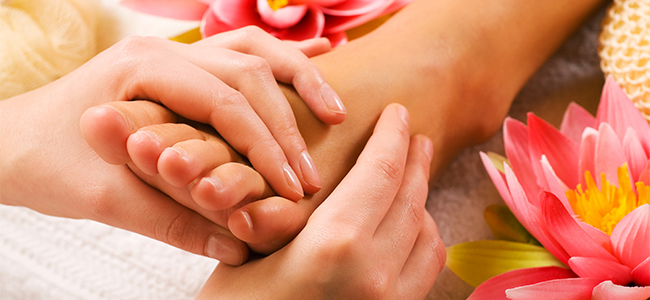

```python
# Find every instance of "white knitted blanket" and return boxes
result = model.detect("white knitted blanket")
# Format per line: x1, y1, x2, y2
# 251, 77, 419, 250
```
0, 1, 607, 299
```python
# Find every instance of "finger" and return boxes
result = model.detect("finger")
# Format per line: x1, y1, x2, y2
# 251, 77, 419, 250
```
283, 38, 332, 57
80, 100, 180, 164
146, 37, 321, 194
311, 103, 411, 231
158, 138, 239, 187
192, 163, 274, 211
196, 26, 346, 124
375, 135, 433, 265
110, 39, 305, 201
228, 196, 311, 254
127, 123, 205, 175
398, 214, 445, 299
95, 169, 249, 266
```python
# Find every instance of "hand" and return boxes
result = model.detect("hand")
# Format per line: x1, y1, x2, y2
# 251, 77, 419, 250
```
196, 104, 446, 299
0, 27, 337, 265
82, 26, 344, 201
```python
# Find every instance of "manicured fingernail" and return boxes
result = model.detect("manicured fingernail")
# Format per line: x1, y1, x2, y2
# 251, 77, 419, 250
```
320, 82, 346, 115
299, 151, 321, 189
283, 162, 304, 198
397, 105, 409, 126
422, 137, 433, 161
206, 234, 243, 265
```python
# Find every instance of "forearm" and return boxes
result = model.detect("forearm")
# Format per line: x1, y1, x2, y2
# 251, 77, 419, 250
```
286, 0, 607, 197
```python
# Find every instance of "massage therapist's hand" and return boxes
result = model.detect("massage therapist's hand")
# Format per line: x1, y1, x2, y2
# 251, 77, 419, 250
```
82, 26, 344, 200
196, 104, 446, 299
0, 27, 337, 265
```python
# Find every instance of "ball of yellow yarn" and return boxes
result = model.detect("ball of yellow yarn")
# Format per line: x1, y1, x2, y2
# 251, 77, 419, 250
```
0, 0, 97, 100
599, 0, 650, 120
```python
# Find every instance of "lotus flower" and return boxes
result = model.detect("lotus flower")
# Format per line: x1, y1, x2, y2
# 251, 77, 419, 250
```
450, 77, 650, 299
120, 0, 411, 45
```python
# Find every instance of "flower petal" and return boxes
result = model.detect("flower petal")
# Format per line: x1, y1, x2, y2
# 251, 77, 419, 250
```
481, 152, 512, 205
468, 267, 576, 300
505, 167, 571, 264
322, 0, 393, 33
506, 278, 602, 300
596, 76, 650, 156
484, 204, 539, 245
578, 127, 598, 187
622, 127, 648, 181
319, 0, 392, 16
610, 204, 650, 269
120, 0, 208, 20
528, 113, 580, 190
568, 257, 633, 285
631, 256, 650, 286
446, 240, 563, 287
323, 31, 347, 46
560, 102, 597, 144
210, 0, 268, 30
540, 155, 572, 212
639, 160, 650, 186
273, 8, 324, 40
595, 122, 628, 185
542, 192, 619, 262
257, 0, 307, 29
592, 280, 650, 300
504, 118, 539, 202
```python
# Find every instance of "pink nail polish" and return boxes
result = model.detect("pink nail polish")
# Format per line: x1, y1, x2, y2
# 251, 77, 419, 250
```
283, 162, 304, 198
320, 82, 346, 115
206, 234, 243, 265
299, 151, 321, 189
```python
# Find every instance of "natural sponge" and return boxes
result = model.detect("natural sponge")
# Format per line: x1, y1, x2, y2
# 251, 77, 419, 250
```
0, 0, 97, 100
599, 0, 650, 120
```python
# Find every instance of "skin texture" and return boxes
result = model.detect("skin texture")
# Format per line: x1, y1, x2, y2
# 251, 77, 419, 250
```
80, 0, 608, 263
0, 28, 339, 265
195, 105, 446, 300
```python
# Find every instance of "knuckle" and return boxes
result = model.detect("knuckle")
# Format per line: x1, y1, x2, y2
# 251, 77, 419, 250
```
314, 229, 360, 263
157, 211, 197, 249
369, 157, 403, 187
242, 56, 273, 78
361, 270, 391, 299
82, 186, 118, 223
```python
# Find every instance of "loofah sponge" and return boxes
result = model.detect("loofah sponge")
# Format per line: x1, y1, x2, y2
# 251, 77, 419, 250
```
0, 0, 98, 100
599, 0, 650, 120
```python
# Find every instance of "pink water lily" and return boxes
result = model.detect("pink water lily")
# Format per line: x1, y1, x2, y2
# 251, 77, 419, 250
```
120, 0, 411, 45
476, 77, 650, 299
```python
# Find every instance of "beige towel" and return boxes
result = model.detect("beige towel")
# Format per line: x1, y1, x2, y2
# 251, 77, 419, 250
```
0, 0, 98, 100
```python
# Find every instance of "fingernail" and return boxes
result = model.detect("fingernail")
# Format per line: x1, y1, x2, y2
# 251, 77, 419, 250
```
320, 82, 346, 115
240, 210, 254, 231
422, 137, 433, 161
134, 130, 159, 144
202, 176, 222, 192
206, 234, 243, 265
299, 151, 321, 189
397, 105, 409, 126
168, 146, 187, 159
283, 162, 304, 198
101, 105, 135, 132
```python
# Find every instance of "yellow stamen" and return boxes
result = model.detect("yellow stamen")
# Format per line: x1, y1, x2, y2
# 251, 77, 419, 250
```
566, 164, 650, 235
268, 0, 289, 10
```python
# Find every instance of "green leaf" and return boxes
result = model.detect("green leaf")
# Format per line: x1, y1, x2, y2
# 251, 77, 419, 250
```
486, 151, 508, 174
446, 240, 566, 287
484, 204, 540, 245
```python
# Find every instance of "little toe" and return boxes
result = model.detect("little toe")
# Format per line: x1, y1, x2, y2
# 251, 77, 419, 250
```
192, 163, 274, 212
